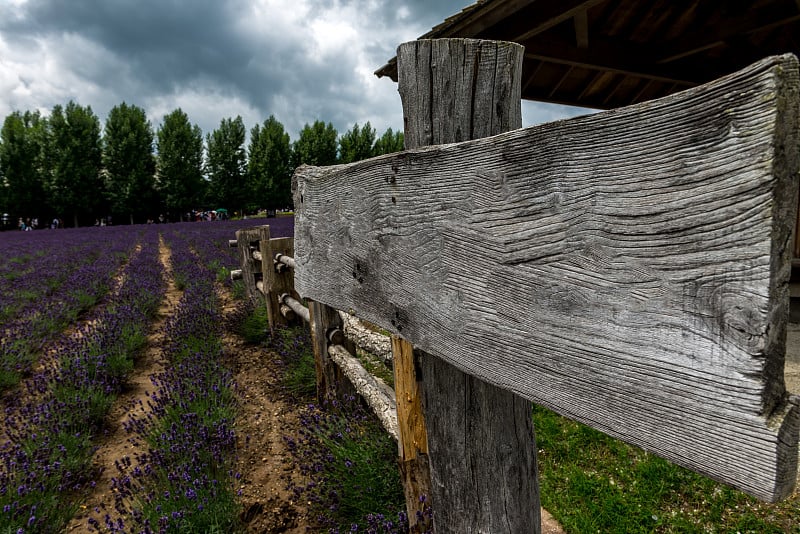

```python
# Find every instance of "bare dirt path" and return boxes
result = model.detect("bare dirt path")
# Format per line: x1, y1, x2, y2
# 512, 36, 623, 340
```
67, 239, 312, 532
219, 290, 312, 533
66, 237, 179, 532
62, 239, 562, 532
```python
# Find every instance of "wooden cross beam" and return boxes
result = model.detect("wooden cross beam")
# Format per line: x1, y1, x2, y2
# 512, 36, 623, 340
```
293, 53, 800, 503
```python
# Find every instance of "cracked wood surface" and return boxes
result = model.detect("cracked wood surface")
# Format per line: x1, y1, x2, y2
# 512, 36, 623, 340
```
293, 54, 800, 502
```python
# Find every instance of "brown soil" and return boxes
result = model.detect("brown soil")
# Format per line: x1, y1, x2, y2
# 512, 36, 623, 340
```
65, 239, 313, 533
63, 238, 563, 533
219, 291, 312, 533
66, 238, 176, 532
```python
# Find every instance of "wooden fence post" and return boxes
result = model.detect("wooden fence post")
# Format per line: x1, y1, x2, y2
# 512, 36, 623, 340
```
396, 39, 540, 532
294, 53, 800, 506
391, 336, 431, 530
260, 226, 295, 330
235, 227, 264, 303
308, 300, 343, 401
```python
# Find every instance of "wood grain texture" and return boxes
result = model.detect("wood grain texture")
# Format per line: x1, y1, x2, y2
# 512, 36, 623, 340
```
397, 38, 540, 534
422, 353, 539, 531
392, 336, 429, 460
262, 234, 295, 330
293, 54, 800, 501
235, 227, 263, 303
391, 335, 432, 531
328, 344, 398, 440
309, 300, 343, 400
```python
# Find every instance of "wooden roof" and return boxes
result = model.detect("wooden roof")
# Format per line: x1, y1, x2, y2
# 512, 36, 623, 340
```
375, 0, 800, 110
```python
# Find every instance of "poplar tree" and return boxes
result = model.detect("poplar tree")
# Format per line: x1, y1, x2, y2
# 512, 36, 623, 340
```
103, 102, 156, 224
338, 121, 376, 163
248, 115, 293, 212
0, 111, 49, 221
48, 101, 104, 227
292, 120, 338, 167
206, 116, 247, 215
157, 108, 205, 220
373, 127, 405, 156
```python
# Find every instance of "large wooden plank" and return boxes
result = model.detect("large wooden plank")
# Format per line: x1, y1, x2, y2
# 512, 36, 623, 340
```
293, 54, 800, 501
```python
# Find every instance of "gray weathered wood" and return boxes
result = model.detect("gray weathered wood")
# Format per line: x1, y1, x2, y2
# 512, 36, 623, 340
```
275, 253, 296, 269
235, 227, 263, 303
309, 299, 343, 400
293, 53, 800, 501
397, 38, 539, 533
328, 343, 399, 440
422, 353, 539, 530
339, 312, 393, 365
262, 233, 294, 330
281, 294, 310, 324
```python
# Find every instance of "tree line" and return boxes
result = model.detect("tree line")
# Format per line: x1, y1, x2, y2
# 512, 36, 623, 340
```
0, 101, 404, 228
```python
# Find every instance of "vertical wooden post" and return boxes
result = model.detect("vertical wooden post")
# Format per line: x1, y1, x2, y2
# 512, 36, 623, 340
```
260, 226, 295, 331
236, 227, 263, 303
396, 39, 540, 533
308, 300, 342, 401
391, 336, 431, 530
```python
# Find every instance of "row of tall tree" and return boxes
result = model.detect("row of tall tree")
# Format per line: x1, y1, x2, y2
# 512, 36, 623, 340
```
0, 101, 404, 227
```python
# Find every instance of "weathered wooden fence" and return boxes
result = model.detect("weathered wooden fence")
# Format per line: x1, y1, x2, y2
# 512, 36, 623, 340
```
231, 225, 435, 518
237, 39, 800, 533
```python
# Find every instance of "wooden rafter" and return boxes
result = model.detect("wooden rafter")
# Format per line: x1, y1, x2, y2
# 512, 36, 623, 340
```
522, 34, 699, 86
512, 0, 606, 42
657, 5, 800, 63
548, 66, 575, 98
574, 10, 590, 48
376, 0, 800, 111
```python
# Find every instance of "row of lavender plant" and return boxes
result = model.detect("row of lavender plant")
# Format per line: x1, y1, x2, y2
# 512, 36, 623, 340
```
176, 217, 294, 280
0, 227, 164, 533
106, 227, 241, 533
0, 233, 81, 319
0, 228, 140, 391
0, 229, 130, 324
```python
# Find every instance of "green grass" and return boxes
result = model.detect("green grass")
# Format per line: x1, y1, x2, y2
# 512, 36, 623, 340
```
275, 327, 318, 399
288, 400, 407, 531
0, 368, 21, 390
532, 404, 800, 533
207, 259, 230, 284
236, 302, 270, 344
353, 347, 394, 388
230, 280, 246, 300
271, 321, 800, 533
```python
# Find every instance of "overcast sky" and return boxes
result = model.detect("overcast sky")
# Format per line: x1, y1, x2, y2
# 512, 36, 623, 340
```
0, 0, 589, 142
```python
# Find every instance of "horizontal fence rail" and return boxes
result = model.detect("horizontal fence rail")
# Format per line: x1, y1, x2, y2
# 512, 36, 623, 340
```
233, 45, 800, 534
229, 226, 399, 446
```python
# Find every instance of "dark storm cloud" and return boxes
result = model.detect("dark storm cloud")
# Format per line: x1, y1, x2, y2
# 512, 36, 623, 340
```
3, 0, 301, 102
0, 0, 585, 140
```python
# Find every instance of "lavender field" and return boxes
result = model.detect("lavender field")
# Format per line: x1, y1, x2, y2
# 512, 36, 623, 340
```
0, 217, 294, 533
